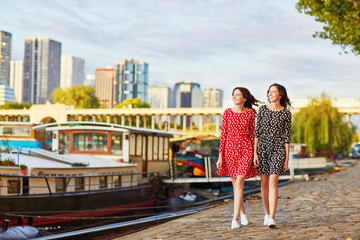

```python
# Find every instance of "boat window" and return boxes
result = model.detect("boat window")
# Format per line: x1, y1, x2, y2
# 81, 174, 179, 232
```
7, 180, 20, 194
164, 137, 169, 160
136, 135, 142, 156
154, 136, 158, 160
111, 133, 123, 155
159, 137, 164, 161
1, 126, 31, 137
114, 175, 122, 187
100, 176, 107, 188
73, 132, 108, 152
75, 177, 84, 191
129, 134, 136, 155
59, 132, 70, 153
147, 135, 153, 160
55, 178, 66, 193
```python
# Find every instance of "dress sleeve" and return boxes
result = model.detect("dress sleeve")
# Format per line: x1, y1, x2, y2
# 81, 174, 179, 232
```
284, 110, 292, 144
219, 109, 229, 155
249, 110, 255, 146
255, 106, 262, 139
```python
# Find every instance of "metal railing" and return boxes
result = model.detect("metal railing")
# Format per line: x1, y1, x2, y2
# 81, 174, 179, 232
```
163, 153, 310, 184
0, 171, 158, 197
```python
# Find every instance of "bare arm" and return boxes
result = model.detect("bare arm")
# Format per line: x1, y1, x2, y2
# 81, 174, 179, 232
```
282, 110, 292, 172
253, 106, 262, 167
282, 143, 290, 172
253, 138, 259, 167
217, 110, 228, 169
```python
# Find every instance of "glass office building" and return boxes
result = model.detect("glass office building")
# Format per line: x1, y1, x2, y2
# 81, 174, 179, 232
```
114, 59, 148, 103
23, 38, 61, 104
172, 81, 203, 127
0, 31, 12, 86
0, 85, 15, 105
60, 54, 85, 89
10, 60, 24, 103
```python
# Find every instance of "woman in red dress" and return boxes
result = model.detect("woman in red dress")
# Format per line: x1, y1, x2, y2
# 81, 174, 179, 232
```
216, 87, 259, 229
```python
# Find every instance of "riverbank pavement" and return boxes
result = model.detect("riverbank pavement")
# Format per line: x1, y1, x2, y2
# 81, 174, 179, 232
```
119, 160, 360, 240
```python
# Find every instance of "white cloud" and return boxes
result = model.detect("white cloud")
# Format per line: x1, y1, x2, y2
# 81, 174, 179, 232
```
1, 0, 360, 99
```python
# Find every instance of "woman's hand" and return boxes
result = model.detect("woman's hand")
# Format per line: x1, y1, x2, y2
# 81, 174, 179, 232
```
253, 153, 259, 168
282, 160, 289, 173
216, 158, 223, 169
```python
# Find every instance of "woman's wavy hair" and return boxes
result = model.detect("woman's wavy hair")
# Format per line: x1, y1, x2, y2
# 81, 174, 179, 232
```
267, 83, 291, 109
232, 87, 260, 110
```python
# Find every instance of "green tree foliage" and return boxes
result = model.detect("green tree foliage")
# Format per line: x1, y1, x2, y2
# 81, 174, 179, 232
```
51, 85, 99, 108
0, 102, 32, 109
291, 95, 357, 153
297, 0, 360, 55
114, 98, 150, 109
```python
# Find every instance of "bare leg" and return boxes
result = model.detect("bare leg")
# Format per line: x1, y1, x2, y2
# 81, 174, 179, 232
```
231, 175, 246, 220
260, 175, 270, 215
269, 174, 279, 220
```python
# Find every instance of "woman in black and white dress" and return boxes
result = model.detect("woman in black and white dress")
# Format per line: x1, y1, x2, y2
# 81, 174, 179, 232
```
253, 83, 292, 228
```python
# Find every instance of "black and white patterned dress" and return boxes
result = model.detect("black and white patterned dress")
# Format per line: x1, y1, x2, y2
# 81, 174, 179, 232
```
255, 105, 292, 175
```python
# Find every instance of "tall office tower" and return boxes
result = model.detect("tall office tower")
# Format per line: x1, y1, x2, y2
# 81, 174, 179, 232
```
0, 31, 12, 85
172, 81, 203, 127
84, 74, 95, 88
95, 69, 116, 108
0, 85, 15, 105
114, 59, 148, 103
10, 60, 24, 103
172, 81, 202, 108
60, 54, 85, 89
203, 88, 223, 108
148, 85, 171, 108
23, 38, 61, 104
203, 88, 224, 124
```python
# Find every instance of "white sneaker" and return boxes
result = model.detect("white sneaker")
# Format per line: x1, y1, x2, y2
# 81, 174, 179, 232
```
231, 220, 241, 229
240, 214, 249, 225
267, 218, 276, 228
263, 215, 270, 225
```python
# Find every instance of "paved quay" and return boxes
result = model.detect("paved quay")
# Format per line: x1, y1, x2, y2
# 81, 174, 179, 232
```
119, 161, 360, 240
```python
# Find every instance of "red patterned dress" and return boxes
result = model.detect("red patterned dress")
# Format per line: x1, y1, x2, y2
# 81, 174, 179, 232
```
216, 108, 258, 179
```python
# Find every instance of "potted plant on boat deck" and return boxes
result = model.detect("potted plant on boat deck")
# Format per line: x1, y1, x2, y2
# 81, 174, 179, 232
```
20, 164, 28, 175
1, 159, 16, 166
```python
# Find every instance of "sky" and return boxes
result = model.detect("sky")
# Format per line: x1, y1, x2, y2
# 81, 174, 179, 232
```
1, 0, 360, 101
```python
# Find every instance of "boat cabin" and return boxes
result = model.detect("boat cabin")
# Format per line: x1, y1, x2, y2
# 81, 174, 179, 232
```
0, 122, 47, 149
0, 122, 185, 197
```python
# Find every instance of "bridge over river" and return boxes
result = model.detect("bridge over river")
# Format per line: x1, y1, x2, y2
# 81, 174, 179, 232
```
0, 98, 359, 136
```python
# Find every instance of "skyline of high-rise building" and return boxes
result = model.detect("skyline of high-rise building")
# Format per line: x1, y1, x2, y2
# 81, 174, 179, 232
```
115, 59, 148, 103
148, 85, 171, 108
60, 54, 85, 89
203, 88, 223, 108
0, 30, 12, 86
172, 81, 203, 108
23, 37, 61, 104
0, 85, 15, 105
3, 30, 223, 107
172, 81, 203, 127
203, 88, 224, 124
10, 60, 24, 103
95, 68, 116, 108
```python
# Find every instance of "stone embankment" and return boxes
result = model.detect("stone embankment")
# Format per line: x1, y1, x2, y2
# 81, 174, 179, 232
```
119, 161, 360, 240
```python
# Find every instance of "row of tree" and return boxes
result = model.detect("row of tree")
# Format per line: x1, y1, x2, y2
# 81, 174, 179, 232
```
291, 95, 358, 154
51, 85, 152, 109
